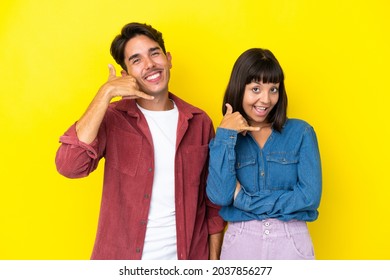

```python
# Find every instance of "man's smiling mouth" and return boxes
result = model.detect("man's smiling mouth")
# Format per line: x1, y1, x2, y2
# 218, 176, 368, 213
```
145, 72, 161, 81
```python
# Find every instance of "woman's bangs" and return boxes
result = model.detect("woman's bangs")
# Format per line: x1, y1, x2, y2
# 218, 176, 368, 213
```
249, 60, 283, 84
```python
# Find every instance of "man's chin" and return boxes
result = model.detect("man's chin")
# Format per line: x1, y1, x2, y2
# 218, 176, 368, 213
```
142, 88, 169, 97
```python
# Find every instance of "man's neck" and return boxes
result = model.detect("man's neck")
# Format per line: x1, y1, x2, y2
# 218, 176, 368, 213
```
137, 92, 173, 111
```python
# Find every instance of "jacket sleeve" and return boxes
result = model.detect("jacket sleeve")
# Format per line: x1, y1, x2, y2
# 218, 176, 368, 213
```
203, 125, 227, 234
206, 128, 239, 207
206, 200, 226, 234
233, 126, 322, 220
55, 122, 106, 178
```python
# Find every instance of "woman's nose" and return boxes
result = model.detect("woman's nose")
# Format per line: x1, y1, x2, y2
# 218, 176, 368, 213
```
259, 91, 270, 104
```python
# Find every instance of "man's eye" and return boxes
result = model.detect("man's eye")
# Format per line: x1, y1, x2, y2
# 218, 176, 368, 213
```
151, 51, 160, 56
132, 58, 140, 64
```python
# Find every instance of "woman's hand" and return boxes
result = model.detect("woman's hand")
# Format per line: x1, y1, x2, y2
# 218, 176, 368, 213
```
220, 103, 259, 135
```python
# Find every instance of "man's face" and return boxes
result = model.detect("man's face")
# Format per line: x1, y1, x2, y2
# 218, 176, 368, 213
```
123, 35, 172, 97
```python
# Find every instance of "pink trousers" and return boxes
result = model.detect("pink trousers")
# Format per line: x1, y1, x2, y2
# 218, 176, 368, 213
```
220, 219, 315, 260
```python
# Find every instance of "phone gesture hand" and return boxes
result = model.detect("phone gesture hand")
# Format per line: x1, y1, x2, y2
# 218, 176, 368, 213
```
105, 64, 154, 101
219, 103, 260, 135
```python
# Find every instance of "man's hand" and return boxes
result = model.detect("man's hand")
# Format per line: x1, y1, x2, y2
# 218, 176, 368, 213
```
75, 64, 154, 144
219, 103, 260, 135
102, 64, 154, 101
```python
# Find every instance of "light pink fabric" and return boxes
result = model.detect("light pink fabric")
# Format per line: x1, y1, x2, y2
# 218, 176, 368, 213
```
221, 219, 315, 260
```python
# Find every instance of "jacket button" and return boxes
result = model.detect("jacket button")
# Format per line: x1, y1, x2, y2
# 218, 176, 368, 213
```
136, 248, 141, 253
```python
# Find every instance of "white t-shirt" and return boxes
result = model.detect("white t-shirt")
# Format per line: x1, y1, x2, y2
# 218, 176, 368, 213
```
137, 101, 179, 260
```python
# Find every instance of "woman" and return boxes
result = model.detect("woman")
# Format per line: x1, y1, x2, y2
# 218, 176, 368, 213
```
206, 48, 322, 259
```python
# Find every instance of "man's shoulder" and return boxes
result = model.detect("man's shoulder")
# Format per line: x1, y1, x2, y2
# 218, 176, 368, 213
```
171, 94, 211, 119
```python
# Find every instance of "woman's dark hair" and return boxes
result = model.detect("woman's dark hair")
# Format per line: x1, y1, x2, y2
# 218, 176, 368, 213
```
110, 22, 166, 71
222, 48, 288, 132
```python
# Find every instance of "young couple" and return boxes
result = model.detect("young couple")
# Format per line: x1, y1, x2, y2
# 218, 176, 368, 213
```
56, 22, 322, 260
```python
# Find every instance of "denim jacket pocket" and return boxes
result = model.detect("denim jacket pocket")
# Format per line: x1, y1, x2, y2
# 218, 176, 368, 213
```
265, 153, 298, 190
105, 126, 142, 176
236, 155, 258, 194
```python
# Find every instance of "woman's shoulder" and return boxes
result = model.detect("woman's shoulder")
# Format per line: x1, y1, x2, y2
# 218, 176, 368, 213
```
283, 118, 314, 133
285, 118, 311, 126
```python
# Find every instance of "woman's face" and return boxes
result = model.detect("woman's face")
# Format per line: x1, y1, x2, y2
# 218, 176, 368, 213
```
242, 80, 280, 127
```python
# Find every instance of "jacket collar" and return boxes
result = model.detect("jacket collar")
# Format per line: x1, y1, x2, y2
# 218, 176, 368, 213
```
114, 92, 203, 120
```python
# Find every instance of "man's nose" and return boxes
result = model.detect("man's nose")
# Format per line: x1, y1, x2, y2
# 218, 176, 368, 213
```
144, 57, 155, 69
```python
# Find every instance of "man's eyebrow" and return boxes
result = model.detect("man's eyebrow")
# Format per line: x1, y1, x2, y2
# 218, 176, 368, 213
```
128, 47, 161, 61
149, 47, 160, 53
128, 53, 139, 61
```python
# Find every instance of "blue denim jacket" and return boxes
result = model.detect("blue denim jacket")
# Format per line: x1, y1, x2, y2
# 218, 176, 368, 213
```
206, 119, 322, 222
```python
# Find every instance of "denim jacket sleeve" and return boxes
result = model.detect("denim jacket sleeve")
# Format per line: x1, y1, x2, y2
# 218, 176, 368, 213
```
206, 128, 239, 206
233, 125, 322, 219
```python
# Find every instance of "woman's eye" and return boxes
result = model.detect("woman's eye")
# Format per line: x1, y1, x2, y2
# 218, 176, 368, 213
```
270, 87, 279, 93
252, 87, 260, 93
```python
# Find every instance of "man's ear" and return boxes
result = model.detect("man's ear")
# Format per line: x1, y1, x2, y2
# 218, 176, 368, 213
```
121, 70, 128, 77
166, 52, 172, 69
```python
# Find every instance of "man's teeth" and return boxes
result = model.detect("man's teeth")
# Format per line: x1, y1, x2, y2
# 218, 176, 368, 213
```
146, 73, 160, 80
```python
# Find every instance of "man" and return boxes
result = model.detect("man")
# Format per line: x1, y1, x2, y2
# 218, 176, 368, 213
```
55, 22, 225, 260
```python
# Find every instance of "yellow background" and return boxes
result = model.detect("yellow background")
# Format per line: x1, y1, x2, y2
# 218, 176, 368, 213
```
1, 0, 389, 260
